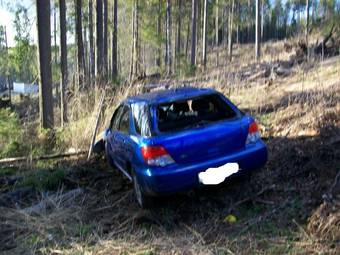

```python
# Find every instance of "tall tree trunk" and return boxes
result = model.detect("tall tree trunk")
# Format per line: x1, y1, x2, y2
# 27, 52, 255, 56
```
53, 2, 58, 66
255, 0, 261, 61
75, 0, 85, 86
190, 0, 197, 66
53, 1, 59, 98
185, 12, 190, 60
261, 1, 264, 41
215, 0, 219, 67
59, 0, 67, 126
89, 0, 95, 82
202, 0, 207, 68
130, 0, 139, 80
96, 0, 103, 78
175, 0, 182, 71
156, 0, 161, 68
83, 25, 88, 80
111, 0, 118, 77
236, 1, 239, 44
305, 0, 310, 61
103, 0, 108, 77
228, 0, 234, 62
165, 0, 172, 75
36, 0, 54, 129
4, 27, 11, 103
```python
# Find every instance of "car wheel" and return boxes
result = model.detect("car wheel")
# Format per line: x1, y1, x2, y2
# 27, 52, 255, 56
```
132, 172, 153, 209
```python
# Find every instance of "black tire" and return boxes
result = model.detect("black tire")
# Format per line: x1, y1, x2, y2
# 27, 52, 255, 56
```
132, 172, 153, 209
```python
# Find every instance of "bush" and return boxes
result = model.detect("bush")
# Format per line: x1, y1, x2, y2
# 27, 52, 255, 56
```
0, 108, 27, 158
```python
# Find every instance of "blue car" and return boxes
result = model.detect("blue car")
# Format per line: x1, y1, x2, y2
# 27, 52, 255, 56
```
102, 87, 267, 208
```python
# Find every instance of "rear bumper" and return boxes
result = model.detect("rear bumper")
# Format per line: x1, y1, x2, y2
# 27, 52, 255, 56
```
136, 140, 267, 196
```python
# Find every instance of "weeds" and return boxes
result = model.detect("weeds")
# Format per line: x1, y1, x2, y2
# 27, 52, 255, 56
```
18, 168, 66, 191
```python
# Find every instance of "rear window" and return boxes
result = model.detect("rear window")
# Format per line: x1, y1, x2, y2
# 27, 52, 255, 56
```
156, 93, 238, 133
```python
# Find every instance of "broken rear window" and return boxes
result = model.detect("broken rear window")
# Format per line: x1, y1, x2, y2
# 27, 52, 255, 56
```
156, 93, 238, 133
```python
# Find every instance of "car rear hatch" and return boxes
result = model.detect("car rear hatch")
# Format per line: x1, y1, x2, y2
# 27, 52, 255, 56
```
158, 119, 248, 164
152, 93, 249, 164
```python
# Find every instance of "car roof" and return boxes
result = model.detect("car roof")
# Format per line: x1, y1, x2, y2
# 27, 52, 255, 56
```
125, 87, 217, 105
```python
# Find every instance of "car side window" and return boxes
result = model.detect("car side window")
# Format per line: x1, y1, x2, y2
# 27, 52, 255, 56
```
118, 106, 130, 134
110, 105, 123, 130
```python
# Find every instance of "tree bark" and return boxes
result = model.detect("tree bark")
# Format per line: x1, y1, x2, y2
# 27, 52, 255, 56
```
305, 0, 310, 61
75, 0, 85, 86
190, 0, 197, 67
202, 0, 207, 68
255, 0, 261, 61
59, 0, 68, 126
261, 1, 264, 41
175, 0, 182, 70
165, 0, 172, 75
36, 0, 54, 129
247, 0, 251, 43
130, 0, 139, 80
53, 1, 59, 98
83, 24, 88, 80
215, 0, 219, 67
111, 0, 118, 77
89, 0, 95, 82
156, 0, 161, 68
96, 0, 104, 79
228, 0, 234, 62
103, 0, 108, 77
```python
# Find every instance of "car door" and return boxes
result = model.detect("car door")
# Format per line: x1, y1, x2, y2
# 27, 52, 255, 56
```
106, 105, 124, 166
114, 105, 133, 174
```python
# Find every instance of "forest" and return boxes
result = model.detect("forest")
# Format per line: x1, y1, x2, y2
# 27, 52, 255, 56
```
0, 0, 339, 254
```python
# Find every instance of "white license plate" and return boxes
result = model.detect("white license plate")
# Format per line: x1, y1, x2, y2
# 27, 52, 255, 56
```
198, 163, 239, 185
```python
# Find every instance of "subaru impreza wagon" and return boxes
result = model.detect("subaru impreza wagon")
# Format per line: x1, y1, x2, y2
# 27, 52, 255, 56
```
101, 87, 267, 208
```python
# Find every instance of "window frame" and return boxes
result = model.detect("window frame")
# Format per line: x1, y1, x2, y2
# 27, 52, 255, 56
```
109, 105, 124, 131
117, 105, 131, 134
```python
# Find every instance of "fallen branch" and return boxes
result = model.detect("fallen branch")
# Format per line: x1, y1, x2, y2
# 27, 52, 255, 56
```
0, 151, 87, 165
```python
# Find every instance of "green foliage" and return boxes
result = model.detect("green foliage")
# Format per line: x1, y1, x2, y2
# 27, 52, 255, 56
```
0, 167, 17, 177
9, 41, 38, 83
76, 223, 93, 239
0, 4, 38, 83
19, 168, 66, 191
0, 108, 26, 158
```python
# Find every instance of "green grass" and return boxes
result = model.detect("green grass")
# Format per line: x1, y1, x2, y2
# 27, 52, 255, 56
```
19, 168, 66, 191
0, 167, 17, 177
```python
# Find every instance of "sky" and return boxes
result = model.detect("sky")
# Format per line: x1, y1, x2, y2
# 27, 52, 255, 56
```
0, 0, 37, 47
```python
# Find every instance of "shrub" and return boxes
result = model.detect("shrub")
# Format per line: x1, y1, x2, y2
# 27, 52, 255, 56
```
0, 108, 26, 157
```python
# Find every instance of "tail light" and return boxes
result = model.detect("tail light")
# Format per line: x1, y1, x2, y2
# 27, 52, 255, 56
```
246, 121, 260, 144
141, 146, 175, 167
